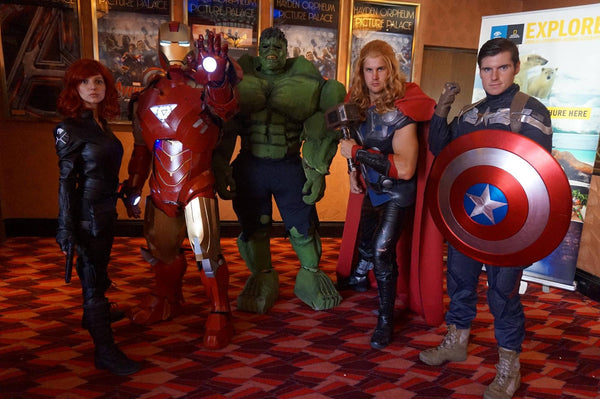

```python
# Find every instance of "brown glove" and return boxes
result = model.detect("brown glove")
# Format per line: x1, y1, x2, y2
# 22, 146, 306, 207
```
434, 82, 461, 118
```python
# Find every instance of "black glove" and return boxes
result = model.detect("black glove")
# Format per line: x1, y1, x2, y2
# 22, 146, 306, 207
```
435, 82, 461, 118
56, 229, 75, 253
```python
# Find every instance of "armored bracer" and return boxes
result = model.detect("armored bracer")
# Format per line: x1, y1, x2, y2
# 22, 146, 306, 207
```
354, 148, 393, 177
201, 57, 242, 121
203, 79, 240, 122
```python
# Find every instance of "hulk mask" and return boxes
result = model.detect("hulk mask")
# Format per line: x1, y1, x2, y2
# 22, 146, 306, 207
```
258, 34, 287, 74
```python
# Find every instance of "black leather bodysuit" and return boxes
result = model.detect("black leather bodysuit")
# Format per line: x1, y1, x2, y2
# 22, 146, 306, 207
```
54, 110, 123, 303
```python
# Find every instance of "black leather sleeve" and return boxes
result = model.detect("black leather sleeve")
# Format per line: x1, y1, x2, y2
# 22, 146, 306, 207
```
355, 149, 391, 176
54, 123, 81, 249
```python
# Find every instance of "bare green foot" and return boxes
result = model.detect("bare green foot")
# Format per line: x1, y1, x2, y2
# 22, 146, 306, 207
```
236, 270, 279, 314
294, 267, 342, 310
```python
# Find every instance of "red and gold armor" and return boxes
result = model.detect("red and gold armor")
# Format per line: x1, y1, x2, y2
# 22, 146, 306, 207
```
122, 22, 241, 349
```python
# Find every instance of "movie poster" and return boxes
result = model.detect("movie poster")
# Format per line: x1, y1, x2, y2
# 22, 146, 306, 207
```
273, 0, 340, 80
350, 1, 417, 81
477, 4, 600, 289
0, 0, 80, 119
187, 0, 259, 60
97, 3, 170, 120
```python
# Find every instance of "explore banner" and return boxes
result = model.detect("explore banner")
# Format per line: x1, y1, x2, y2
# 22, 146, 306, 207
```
476, 4, 600, 290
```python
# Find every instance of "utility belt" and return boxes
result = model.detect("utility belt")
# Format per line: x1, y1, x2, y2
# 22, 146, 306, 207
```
80, 196, 118, 237
82, 178, 119, 202
363, 165, 417, 207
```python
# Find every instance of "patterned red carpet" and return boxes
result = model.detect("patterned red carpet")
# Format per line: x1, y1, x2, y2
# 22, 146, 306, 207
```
0, 236, 599, 399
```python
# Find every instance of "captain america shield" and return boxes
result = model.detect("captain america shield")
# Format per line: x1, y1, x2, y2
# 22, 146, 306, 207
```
426, 130, 572, 266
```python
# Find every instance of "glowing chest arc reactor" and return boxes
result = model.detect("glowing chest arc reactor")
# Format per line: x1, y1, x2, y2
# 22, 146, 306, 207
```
151, 104, 178, 125
425, 129, 572, 266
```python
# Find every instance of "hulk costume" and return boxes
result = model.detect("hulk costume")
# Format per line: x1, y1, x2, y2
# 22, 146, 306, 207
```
213, 27, 346, 313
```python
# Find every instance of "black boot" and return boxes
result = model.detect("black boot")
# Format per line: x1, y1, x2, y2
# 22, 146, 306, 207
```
83, 298, 141, 376
81, 280, 125, 329
81, 302, 125, 329
370, 277, 396, 349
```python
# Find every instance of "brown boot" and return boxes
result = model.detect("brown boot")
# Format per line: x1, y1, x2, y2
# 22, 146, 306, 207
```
484, 347, 521, 399
419, 324, 470, 365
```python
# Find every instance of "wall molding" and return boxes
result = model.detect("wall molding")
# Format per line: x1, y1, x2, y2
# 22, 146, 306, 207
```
3, 218, 344, 239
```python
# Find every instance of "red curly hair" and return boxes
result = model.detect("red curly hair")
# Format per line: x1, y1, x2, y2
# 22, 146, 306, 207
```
57, 59, 120, 119
349, 40, 407, 114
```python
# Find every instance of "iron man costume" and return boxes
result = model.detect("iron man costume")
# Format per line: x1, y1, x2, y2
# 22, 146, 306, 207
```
122, 21, 241, 349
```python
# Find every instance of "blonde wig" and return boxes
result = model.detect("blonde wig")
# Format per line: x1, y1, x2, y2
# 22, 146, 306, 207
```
349, 40, 407, 114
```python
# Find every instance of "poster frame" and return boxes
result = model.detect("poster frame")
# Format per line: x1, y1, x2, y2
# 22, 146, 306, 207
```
348, 0, 420, 84
187, 0, 261, 61
272, 0, 341, 80
93, 2, 172, 123
0, 1, 81, 121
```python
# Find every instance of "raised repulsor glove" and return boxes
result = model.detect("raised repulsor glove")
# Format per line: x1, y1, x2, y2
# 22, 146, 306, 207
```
426, 130, 572, 266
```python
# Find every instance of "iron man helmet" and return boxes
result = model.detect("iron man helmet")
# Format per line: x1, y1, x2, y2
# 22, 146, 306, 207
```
158, 21, 194, 70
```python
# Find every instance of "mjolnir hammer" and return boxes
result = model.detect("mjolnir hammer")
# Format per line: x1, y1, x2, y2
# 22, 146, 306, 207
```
325, 102, 363, 172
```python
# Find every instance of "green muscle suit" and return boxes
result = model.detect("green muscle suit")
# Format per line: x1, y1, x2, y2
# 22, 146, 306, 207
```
213, 27, 346, 313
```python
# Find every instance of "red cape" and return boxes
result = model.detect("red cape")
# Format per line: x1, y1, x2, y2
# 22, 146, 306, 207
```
337, 83, 444, 326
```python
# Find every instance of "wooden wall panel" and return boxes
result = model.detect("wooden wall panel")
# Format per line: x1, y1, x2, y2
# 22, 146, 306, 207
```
577, 176, 600, 277
420, 46, 477, 121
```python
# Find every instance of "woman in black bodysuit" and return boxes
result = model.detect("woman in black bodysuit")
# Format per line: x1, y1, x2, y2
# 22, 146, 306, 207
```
54, 59, 141, 375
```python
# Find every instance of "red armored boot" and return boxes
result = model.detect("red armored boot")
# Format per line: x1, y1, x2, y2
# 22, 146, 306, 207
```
130, 250, 187, 324
199, 255, 233, 349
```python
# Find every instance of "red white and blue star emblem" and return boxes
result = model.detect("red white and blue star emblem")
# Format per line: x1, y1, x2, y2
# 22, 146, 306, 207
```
426, 130, 572, 266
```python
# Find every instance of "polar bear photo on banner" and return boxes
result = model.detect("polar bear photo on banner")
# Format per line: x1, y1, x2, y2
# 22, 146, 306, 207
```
514, 53, 547, 93
527, 67, 558, 99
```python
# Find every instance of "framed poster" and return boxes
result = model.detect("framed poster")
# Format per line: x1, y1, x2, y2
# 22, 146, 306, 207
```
273, 0, 340, 80
0, 0, 80, 119
187, 0, 259, 60
350, 1, 418, 82
96, 2, 170, 121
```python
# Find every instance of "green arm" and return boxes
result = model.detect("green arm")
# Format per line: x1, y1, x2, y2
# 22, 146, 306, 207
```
301, 79, 346, 204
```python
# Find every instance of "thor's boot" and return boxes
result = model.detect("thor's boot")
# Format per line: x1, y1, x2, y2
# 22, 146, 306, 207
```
83, 298, 141, 376
370, 277, 396, 349
130, 251, 187, 324
484, 347, 521, 399
236, 228, 279, 314
347, 259, 373, 292
419, 324, 470, 365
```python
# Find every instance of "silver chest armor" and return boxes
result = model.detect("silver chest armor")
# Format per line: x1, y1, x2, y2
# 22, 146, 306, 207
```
360, 108, 409, 153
